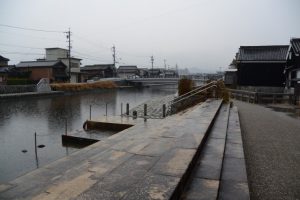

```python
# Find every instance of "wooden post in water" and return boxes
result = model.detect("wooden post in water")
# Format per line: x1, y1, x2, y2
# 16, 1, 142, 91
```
126, 103, 129, 115
144, 104, 147, 122
65, 119, 68, 135
89, 105, 92, 120
121, 103, 123, 116
105, 103, 108, 116
162, 104, 166, 118
34, 132, 37, 159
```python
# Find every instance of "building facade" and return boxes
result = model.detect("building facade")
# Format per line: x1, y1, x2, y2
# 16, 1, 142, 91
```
236, 45, 288, 88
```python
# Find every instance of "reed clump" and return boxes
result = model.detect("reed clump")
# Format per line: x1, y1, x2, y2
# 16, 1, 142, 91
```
50, 81, 117, 91
178, 77, 195, 96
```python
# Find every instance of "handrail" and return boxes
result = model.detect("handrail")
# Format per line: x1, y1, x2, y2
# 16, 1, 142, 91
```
171, 84, 217, 105
171, 79, 220, 103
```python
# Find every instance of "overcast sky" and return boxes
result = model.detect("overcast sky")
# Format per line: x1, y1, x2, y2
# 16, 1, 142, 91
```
0, 0, 300, 72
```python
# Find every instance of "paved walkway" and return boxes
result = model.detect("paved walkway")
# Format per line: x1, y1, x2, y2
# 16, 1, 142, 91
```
0, 99, 222, 200
234, 101, 300, 200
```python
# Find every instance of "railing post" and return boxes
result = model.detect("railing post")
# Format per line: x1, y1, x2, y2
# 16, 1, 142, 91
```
126, 103, 129, 115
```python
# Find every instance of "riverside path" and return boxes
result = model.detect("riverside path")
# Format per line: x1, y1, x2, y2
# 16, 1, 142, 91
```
234, 100, 300, 200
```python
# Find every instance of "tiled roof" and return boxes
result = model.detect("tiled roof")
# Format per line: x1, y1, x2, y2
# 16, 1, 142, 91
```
290, 38, 300, 54
0, 55, 9, 61
237, 45, 289, 61
81, 64, 115, 71
118, 66, 137, 70
16, 60, 65, 68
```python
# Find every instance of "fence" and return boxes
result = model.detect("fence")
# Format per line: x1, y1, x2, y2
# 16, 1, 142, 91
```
229, 89, 295, 104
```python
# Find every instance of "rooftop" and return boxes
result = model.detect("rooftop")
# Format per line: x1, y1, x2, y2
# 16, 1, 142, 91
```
290, 38, 300, 54
16, 60, 66, 68
237, 45, 289, 61
0, 55, 9, 62
81, 64, 115, 71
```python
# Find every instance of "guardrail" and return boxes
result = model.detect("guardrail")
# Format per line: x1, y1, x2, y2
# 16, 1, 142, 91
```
229, 89, 295, 104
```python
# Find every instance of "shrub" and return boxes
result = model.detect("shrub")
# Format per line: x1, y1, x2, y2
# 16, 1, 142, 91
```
178, 77, 194, 96
7, 78, 33, 85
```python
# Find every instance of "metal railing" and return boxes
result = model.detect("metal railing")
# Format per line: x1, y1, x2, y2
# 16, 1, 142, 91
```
168, 80, 222, 114
229, 89, 295, 104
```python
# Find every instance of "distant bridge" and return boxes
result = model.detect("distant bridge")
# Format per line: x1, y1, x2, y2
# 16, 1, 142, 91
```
125, 78, 206, 87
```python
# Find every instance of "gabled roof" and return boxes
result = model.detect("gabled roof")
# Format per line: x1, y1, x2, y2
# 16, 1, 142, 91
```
237, 45, 289, 62
0, 55, 9, 61
290, 38, 300, 54
118, 65, 137, 70
16, 60, 66, 68
81, 64, 115, 71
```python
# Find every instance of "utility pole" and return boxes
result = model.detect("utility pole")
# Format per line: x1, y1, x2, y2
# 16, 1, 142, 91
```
176, 63, 178, 77
164, 59, 167, 70
112, 45, 116, 77
151, 55, 154, 78
65, 28, 72, 82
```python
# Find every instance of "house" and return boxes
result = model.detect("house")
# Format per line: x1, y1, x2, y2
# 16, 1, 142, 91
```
148, 68, 165, 78
0, 55, 10, 84
45, 48, 82, 82
164, 69, 178, 78
80, 64, 116, 81
138, 68, 149, 78
16, 60, 68, 82
117, 65, 139, 78
285, 38, 300, 94
236, 45, 289, 88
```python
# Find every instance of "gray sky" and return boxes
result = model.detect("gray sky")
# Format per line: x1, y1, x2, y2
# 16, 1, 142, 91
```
0, 0, 299, 72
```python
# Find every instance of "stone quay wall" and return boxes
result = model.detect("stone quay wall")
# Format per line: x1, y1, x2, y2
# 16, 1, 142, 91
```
0, 85, 36, 94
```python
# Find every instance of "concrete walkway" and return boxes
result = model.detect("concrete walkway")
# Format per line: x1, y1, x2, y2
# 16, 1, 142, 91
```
234, 101, 300, 200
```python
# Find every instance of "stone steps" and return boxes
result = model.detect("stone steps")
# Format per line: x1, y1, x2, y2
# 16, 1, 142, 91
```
180, 104, 250, 200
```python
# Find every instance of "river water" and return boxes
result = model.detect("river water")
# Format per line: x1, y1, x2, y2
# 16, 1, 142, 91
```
0, 86, 176, 183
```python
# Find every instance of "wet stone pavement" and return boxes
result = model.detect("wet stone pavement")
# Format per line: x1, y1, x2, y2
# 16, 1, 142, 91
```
0, 99, 223, 200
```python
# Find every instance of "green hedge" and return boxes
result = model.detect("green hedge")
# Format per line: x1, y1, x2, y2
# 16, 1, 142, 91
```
7, 78, 34, 85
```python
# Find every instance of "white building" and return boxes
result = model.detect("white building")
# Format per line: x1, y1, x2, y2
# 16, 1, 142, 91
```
45, 48, 82, 83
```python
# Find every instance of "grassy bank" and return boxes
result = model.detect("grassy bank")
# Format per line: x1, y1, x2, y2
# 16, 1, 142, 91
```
50, 81, 117, 92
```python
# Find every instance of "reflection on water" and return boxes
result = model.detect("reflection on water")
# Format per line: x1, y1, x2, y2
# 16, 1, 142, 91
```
0, 86, 176, 183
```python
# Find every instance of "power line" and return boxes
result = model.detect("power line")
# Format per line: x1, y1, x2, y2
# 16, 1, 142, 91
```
0, 23, 64, 33
0, 43, 44, 50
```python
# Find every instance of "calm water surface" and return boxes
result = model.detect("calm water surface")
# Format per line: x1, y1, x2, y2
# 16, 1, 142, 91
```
0, 86, 176, 183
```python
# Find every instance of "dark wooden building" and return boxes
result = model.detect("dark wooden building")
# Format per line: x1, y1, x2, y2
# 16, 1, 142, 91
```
80, 64, 116, 80
285, 38, 300, 90
236, 45, 289, 87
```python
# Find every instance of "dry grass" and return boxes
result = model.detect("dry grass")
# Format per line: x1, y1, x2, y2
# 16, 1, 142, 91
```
50, 81, 117, 91
178, 77, 195, 96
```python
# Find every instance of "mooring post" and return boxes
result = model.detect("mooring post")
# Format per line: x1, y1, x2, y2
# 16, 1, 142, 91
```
144, 104, 147, 117
65, 118, 68, 135
106, 103, 108, 116
162, 104, 166, 118
126, 103, 129, 115
34, 132, 37, 158
121, 103, 123, 116
89, 105, 92, 120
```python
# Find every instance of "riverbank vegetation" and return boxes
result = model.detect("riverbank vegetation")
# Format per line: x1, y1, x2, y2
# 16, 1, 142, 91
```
178, 77, 195, 96
50, 81, 117, 91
